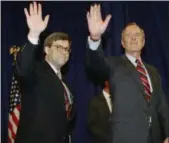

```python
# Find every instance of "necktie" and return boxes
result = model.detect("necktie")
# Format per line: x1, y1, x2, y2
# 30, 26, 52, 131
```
136, 59, 151, 102
57, 71, 72, 120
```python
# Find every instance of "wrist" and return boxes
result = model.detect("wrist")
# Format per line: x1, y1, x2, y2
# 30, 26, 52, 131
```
28, 30, 41, 40
90, 34, 101, 41
28, 31, 40, 45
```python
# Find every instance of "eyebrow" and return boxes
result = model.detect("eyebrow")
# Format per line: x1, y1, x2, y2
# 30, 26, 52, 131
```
53, 44, 69, 48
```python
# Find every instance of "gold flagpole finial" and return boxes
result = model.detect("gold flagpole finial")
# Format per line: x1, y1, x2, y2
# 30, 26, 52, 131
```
9, 45, 20, 65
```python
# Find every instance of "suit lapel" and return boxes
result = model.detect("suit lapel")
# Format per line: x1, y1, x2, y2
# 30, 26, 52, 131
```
42, 60, 60, 80
121, 55, 145, 93
121, 55, 156, 107
121, 55, 148, 107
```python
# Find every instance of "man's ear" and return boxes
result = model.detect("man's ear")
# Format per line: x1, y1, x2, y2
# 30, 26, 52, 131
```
44, 46, 49, 55
121, 39, 125, 49
142, 38, 145, 47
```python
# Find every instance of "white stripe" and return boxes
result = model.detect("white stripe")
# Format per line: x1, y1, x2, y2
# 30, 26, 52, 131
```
13, 107, 20, 119
8, 128, 14, 143
142, 82, 151, 91
9, 114, 17, 134
141, 77, 148, 84
145, 90, 151, 97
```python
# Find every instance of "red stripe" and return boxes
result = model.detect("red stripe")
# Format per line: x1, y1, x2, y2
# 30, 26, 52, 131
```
141, 79, 150, 88
17, 104, 21, 111
140, 75, 148, 82
8, 136, 12, 143
144, 89, 151, 97
142, 81, 151, 91
8, 120, 16, 139
11, 110, 19, 126
137, 67, 146, 75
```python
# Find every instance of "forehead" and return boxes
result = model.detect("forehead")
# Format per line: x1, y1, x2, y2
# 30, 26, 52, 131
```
124, 25, 142, 33
52, 40, 70, 47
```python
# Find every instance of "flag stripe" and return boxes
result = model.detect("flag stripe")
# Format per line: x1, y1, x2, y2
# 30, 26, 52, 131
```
11, 111, 19, 127
8, 121, 16, 139
8, 74, 21, 142
8, 129, 13, 143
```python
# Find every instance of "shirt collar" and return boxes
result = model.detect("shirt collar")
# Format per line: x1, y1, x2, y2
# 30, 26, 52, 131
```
46, 60, 61, 78
103, 90, 111, 100
125, 53, 142, 67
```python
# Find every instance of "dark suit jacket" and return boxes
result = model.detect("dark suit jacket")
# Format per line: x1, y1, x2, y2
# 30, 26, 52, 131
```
86, 42, 169, 143
14, 40, 75, 143
87, 92, 111, 143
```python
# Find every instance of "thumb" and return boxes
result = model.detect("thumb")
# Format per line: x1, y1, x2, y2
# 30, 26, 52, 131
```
44, 15, 50, 26
102, 14, 111, 31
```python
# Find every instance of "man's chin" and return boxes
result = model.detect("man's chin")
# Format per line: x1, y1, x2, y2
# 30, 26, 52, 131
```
130, 47, 142, 52
60, 60, 68, 67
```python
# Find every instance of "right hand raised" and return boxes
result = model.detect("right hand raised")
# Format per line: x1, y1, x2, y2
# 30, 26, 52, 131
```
24, 2, 50, 39
86, 4, 111, 41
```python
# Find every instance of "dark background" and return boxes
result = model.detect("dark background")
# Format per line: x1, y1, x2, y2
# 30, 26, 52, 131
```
2, 1, 169, 143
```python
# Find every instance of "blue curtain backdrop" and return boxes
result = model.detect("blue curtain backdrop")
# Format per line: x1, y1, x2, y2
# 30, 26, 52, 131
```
2, 1, 169, 143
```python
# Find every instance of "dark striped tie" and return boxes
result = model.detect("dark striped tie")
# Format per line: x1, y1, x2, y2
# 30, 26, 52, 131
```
136, 59, 151, 102
57, 72, 72, 120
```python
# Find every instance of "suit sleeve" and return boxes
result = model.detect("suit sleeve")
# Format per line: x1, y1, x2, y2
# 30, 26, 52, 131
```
15, 39, 39, 80
85, 38, 112, 82
87, 98, 108, 142
157, 72, 169, 138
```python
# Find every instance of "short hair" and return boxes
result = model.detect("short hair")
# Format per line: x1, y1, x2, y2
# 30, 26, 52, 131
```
121, 22, 145, 38
44, 32, 71, 48
100, 80, 109, 89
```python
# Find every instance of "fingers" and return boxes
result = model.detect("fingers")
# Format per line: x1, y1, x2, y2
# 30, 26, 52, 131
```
38, 3, 42, 17
29, 3, 34, 15
88, 4, 102, 22
93, 4, 98, 20
33, 1, 38, 14
104, 14, 111, 25
24, 8, 30, 19
90, 5, 94, 18
103, 14, 111, 30
96, 5, 102, 21
28, 2, 41, 16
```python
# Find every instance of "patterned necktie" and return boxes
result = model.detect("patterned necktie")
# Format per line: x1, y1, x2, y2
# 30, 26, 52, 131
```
136, 59, 151, 102
57, 71, 72, 120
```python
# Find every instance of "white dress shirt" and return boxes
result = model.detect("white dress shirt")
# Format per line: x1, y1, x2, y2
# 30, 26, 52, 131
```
103, 90, 112, 113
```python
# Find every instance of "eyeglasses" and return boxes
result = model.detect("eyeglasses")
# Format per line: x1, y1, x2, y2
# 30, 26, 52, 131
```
123, 33, 144, 38
52, 45, 71, 53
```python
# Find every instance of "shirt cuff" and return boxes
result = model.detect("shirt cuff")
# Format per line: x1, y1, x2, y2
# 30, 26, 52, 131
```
88, 36, 101, 51
28, 35, 39, 45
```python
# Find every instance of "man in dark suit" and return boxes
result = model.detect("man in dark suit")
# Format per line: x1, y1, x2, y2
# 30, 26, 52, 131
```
87, 81, 112, 143
14, 2, 75, 143
86, 4, 169, 143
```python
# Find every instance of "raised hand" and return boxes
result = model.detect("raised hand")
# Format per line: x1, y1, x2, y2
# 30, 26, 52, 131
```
86, 4, 111, 41
24, 2, 50, 39
164, 138, 169, 143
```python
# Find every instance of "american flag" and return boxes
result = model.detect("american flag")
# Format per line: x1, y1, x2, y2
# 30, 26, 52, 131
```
8, 73, 21, 143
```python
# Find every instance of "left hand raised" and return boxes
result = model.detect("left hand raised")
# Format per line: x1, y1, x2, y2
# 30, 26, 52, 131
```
164, 138, 169, 143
